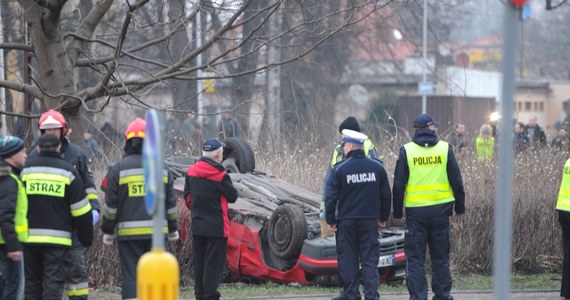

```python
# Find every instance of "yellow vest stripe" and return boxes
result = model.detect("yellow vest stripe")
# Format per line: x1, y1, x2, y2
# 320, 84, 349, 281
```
67, 288, 89, 296
119, 175, 168, 185
21, 173, 71, 185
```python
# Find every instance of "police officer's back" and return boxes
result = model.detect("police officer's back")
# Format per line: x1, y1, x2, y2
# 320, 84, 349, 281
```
392, 114, 465, 300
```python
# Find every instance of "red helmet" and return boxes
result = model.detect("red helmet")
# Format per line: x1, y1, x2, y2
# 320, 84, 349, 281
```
125, 117, 146, 141
38, 109, 67, 136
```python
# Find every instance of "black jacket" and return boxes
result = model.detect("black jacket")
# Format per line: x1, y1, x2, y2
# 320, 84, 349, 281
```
0, 161, 24, 252
324, 149, 391, 224
101, 144, 177, 241
184, 157, 238, 237
29, 137, 100, 212
392, 129, 465, 219
22, 151, 93, 247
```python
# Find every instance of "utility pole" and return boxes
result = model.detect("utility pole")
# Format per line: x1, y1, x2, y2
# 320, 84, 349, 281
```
0, 4, 6, 135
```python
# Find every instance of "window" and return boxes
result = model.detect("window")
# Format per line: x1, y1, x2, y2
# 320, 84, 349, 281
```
539, 102, 544, 112
525, 102, 532, 111
517, 102, 523, 111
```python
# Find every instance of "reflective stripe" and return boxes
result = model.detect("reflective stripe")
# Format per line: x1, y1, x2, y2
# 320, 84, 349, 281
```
117, 220, 167, 236
67, 288, 89, 296
67, 282, 89, 296
119, 175, 143, 185
406, 184, 452, 192
119, 168, 168, 185
103, 206, 117, 220
557, 159, 570, 212
86, 188, 98, 200
126, 131, 144, 139
70, 198, 92, 217
29, 229, 72, 238
27, 229, 72, 246
21, 166, 75, 182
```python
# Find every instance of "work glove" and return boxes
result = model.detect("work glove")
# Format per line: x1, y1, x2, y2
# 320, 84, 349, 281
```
168, 231, 180, 241
92, 210, 100, 226
102, 234, 114, 246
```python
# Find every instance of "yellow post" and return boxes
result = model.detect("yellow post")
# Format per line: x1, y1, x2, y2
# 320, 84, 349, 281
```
137, 248, 179, 300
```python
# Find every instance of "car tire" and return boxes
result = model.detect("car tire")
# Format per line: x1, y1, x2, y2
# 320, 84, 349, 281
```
267, 204, 306, 260
222, 138, 255, 173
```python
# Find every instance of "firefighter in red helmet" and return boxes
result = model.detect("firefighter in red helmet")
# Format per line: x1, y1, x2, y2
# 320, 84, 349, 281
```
30, 109, 100, 300
100, 117, 178, 300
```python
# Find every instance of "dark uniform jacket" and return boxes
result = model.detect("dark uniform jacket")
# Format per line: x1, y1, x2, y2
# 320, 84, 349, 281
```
29, 138, 100, 212
0, 161, 25, 252
184, 157, 238, 238
392, 129, 465, 220
100, 149, 178, 241
324, 149, 391, 225
22, 151, 93, 247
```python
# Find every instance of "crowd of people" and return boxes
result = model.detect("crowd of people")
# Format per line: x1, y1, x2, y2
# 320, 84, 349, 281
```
1, 109, 569, 300
447, 115, 569, 162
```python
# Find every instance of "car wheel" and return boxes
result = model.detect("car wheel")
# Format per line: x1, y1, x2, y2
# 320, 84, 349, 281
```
267, 204, 306, 260
222, 138, 255, 173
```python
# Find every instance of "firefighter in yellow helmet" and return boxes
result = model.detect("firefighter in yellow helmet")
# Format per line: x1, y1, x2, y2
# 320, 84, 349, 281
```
22, 134, 93, 299
30, 109, 100, 299
100, 117, 178, 300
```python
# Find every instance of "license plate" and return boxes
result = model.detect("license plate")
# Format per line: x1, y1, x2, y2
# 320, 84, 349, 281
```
377, 255, 394, 268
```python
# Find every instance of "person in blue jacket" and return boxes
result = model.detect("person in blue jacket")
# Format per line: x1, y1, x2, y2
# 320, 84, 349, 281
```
392, 114, 465, 300
324, 129, 391, 300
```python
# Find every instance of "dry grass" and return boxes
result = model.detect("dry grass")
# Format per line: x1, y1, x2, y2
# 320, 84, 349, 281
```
86, 135, 566, 289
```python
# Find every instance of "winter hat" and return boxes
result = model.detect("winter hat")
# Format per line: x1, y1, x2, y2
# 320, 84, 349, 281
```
338, 116, 361, 133
0, 135, 25, 159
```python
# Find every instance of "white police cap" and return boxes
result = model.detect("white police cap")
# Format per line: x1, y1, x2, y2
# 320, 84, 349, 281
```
341, 129, 367, 145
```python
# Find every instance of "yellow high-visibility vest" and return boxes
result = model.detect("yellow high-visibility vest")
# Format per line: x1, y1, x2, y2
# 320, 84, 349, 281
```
476, 137, 494, 161
556, 158, 570, 212
330, 138, 376, 168
0, 174, 28, 244
404, 141, 454, 207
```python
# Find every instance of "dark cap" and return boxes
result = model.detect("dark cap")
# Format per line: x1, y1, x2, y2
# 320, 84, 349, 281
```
37, 134, 61, 149
202, 138, 225, 152
339, 116, 361, 133
413, 113, 439, 129
0, 135, 25, 159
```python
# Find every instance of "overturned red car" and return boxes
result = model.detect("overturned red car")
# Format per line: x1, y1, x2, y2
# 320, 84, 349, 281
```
168, 138, 406, 285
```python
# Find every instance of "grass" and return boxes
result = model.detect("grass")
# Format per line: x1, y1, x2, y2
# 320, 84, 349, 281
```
171, 273, 562, 298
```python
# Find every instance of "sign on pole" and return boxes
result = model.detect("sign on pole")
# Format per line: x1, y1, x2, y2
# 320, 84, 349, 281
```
138, 110, 179, 300
418, 81, 434, 95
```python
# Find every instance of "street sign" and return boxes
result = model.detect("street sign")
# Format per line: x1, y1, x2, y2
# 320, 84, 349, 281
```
142, 110, 164, 216
418, 81, 434, 95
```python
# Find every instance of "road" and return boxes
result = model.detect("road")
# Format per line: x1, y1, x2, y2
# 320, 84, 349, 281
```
90, 290, 562, 299
215, 290, 561, 299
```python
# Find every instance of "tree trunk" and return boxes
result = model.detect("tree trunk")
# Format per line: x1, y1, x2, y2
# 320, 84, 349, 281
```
21, 0, 83, 146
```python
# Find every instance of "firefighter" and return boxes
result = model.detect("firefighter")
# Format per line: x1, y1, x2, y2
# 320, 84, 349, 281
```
0, 135, 28, 300
21, 134, 93, 299
100, 117, 179, 300
392, 114, 465, 300
30, 109, 100, 299
556, 158, 570, 300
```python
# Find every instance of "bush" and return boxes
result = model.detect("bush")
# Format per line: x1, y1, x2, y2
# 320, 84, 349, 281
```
86, 136, 565, 289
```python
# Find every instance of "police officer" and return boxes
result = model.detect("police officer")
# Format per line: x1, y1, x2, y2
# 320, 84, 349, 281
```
392, 114, 465, 300
32, 109, 100, 299
324, 129, 391, 300
556, 158, 570, 300
100, 117, 179, 300
21, 134, 93, 299
319, 117, 378, 300
0, 136, 28, 300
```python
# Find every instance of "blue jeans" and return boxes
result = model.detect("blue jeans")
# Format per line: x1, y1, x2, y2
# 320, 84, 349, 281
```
0, 248, 24, 300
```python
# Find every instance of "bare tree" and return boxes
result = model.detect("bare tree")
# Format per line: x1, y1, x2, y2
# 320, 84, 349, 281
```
1, 0, 390, 147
